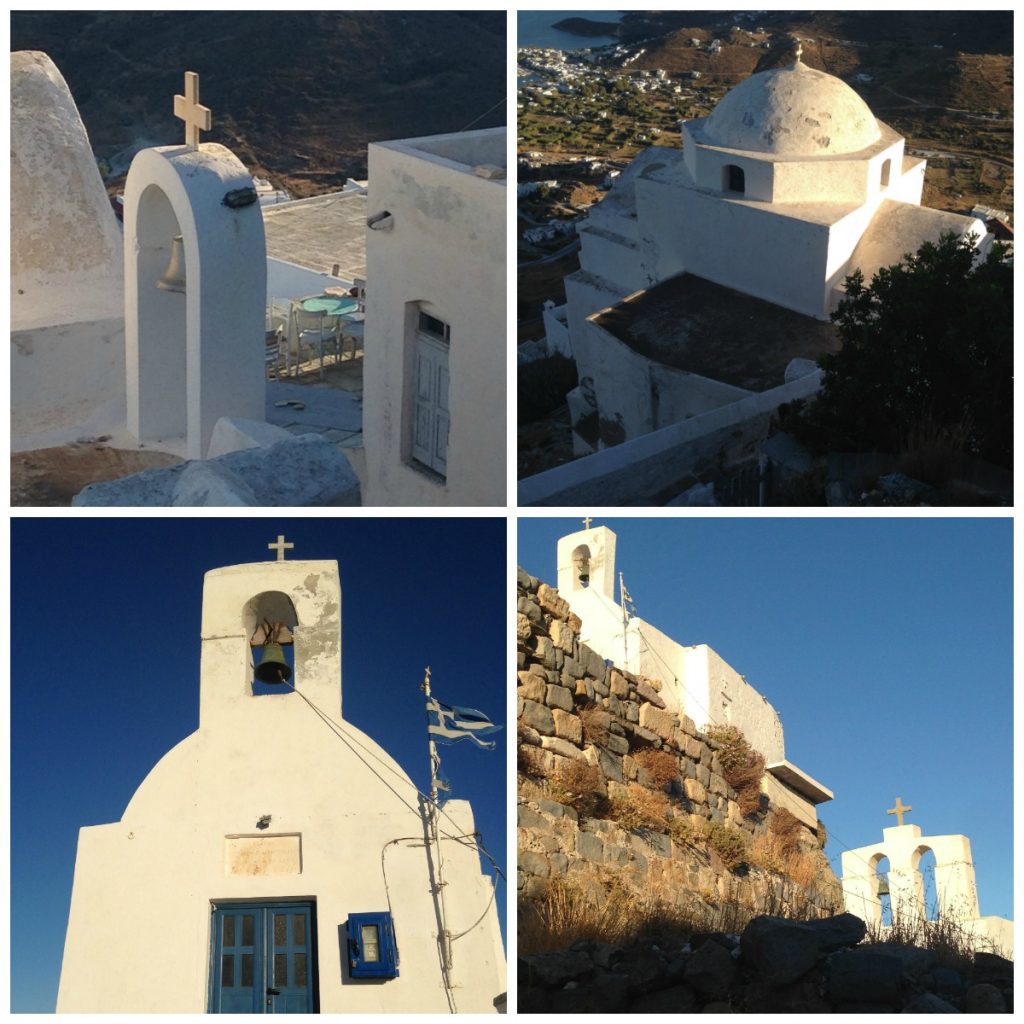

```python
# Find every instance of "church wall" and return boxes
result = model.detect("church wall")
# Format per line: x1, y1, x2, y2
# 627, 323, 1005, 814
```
542, 303, 572, 359
638, 181, 833, 319
577, 226, 648, 295
11, 317, 125, 441
517, 570, 841, 923
518, 371, 824, 506
563, 269, 627, 387
703, 646, 785, 763
583, 319, 751, 446
362, 130, 505, 506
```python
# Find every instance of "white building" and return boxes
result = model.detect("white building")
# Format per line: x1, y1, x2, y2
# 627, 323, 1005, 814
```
554, 523, 832, 829
841, 803, 1013, 957
548, 54, 991, 455
362, 128, 506, 506
57, 546, 505, 1012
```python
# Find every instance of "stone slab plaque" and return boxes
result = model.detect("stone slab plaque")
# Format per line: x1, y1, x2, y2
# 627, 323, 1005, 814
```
224, 834, 302, 876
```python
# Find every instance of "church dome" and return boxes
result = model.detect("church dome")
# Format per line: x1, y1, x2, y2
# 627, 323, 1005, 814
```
700, 60, 881, 157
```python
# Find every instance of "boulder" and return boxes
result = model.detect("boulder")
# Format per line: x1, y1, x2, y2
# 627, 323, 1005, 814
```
684, 937, 738, 997
803, 912, 866, 952
630, 984, 698, 1012
903, 992, 961, 1013
826, 949, 903, 1007
964, 982, 1006, 1013
519, 951, 593, 990
740, 916, 820, 988
170, 459, 258, 506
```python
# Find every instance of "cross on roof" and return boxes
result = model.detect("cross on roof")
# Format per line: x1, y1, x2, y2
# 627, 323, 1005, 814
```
174, 70, 212, 151
268, 535, 294, 561
887, 795, 912, 827
582, 516, 593, 529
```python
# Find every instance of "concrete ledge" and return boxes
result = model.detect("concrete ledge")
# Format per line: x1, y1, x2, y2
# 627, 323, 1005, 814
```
766, 759, 834, 804
519, 371, 823, 506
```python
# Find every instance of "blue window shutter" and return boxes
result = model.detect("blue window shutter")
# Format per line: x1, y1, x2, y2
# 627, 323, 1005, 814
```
347, 912, 399, 979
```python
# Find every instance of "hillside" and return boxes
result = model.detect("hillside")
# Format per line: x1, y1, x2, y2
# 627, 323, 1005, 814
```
11, 11, 506, 197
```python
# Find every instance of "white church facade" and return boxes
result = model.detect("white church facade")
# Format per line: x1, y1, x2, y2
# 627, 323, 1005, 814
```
841, 800, 1013, 958
57, 544, 505, 1012
537, 54, 992, 462
554, 523, 832, 830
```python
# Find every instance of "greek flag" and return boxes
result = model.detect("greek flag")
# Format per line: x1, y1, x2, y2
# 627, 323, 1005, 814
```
427, 698, 502, 749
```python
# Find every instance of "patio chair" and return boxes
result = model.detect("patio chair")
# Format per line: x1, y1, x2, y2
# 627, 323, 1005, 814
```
338, 314, 365, 360
265, 324, 288, 380
292, 303, 341, 378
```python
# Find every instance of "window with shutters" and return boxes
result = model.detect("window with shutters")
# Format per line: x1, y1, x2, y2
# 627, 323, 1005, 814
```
410, 311, 450, 479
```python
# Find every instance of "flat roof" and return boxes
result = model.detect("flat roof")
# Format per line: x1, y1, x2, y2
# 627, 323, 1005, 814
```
262, 191, 367, 281
767, 760, 834, 804
591, 273, 840, 392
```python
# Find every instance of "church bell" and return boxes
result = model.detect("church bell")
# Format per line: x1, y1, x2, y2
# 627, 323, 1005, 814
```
877, 874, 890, 897
156, 235, 187, 293
255, 642, 291, 684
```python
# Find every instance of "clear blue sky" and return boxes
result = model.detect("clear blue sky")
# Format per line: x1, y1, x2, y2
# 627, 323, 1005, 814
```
11, 517, 506, 1013
518, 517, 1013, 923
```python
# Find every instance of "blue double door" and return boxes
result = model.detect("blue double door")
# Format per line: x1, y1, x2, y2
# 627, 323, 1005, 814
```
209, 901, 316, 1013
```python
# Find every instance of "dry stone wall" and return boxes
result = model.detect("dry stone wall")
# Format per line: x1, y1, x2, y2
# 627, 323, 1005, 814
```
516, 567, 841, 920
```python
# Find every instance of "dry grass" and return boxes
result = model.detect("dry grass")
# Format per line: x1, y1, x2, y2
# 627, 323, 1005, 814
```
705, 724, 765, 817
549, 759, 605, 818
866, 900, 1005, 973
633, 747, 680, 789
706, 822, 750, 871
578, 703, 612, 747
667, 814, 710, 850
899, 410, 971, 485
768, 808, 803, 856
607, 783, 671, 833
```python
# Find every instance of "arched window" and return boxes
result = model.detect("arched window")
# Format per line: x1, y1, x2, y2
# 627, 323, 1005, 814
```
243, 591, 299, 695
880, 158, 891, 188
723, 164, 745, 194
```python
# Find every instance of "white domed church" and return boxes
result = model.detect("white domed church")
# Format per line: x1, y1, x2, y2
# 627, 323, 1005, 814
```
545, 53, 992, 458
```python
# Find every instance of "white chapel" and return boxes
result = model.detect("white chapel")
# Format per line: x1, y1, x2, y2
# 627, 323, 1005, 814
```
545, 52, 992, 456
553, 522, 832, 831
841, 798, 1013, 957
57, 541, 505, 1012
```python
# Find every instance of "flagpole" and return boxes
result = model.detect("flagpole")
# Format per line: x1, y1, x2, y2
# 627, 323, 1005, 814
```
422, 667, 455, 994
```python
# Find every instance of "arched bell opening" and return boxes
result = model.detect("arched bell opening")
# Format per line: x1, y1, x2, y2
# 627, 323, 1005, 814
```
243, 591, 299, 695
872, 853, 892, 927
914, 846, 940, 922
133, 183, 189, 442
571, 544, 592, 589
880, 157, 891, 188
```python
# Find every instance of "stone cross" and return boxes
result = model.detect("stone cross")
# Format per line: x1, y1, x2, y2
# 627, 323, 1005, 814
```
794, 41, 803, 63
582, 516, 593, 529
268, 535, 294, 561
887, 796, 912, 827
174, 71, 212, 151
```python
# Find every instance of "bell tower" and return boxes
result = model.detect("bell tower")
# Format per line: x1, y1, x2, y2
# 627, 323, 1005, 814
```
198, 536, 342, 730
556, 521, 617, 600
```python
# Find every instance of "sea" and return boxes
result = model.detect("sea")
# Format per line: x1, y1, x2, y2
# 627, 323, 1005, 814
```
517, 10, 624, 51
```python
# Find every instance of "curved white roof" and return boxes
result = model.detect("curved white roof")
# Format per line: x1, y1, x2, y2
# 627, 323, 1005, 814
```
701, 60, 881, 157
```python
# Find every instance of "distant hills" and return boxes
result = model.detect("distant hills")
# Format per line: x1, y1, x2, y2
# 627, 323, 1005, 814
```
11, 11, 506, 197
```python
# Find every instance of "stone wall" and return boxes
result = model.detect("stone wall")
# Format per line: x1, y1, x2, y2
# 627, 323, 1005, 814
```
517, 567, 842, 923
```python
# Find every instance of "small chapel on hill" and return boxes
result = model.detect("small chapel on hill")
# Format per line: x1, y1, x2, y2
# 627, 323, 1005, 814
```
541, 50, 993, 460
57, 539, 505, 1012
554, 522, 832, 832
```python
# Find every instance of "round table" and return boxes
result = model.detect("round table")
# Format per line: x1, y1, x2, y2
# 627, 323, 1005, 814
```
300, 295, 359, 316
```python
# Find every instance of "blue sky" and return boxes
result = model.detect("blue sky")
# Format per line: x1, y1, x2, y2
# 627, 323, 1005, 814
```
518, 517, 1013, 923
10, 517, 506, 1013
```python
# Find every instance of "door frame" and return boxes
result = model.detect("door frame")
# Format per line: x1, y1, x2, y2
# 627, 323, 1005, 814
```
208, 899, 319, 1014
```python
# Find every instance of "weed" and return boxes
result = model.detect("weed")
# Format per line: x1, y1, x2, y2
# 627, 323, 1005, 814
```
607, 783, 670, 833
549, 759, 605, 818
633, 747, 680, 789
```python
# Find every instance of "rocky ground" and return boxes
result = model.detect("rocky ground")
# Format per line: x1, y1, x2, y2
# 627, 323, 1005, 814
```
520, 912, 1014, 1013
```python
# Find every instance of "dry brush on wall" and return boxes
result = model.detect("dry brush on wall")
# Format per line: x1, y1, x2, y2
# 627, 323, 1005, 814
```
516, 567, 842, 954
